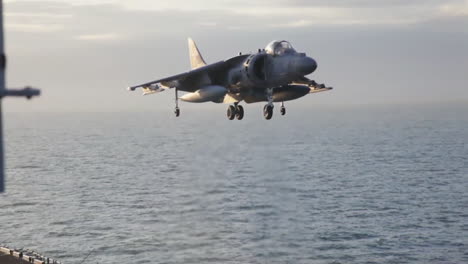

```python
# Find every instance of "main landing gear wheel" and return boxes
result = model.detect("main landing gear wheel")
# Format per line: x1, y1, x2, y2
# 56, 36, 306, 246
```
227, 104, 244, 120
235, 105, 244, 120
227, 105, 236, 120
263, 104, 273, 120
174, 107, 180, 117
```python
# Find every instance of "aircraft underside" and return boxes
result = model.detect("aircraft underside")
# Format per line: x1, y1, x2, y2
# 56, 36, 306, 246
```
175, 81, 331, 120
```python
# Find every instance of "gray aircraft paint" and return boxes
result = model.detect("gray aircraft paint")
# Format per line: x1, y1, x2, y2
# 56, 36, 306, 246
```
129, 39, 331, 119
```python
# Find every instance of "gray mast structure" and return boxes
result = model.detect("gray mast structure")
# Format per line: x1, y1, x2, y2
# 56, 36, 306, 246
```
0, 1, 41, 192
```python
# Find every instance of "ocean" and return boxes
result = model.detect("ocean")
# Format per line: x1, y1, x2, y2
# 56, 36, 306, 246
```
1, 104, 467, 264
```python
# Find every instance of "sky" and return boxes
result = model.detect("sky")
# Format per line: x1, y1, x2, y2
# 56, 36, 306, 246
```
3, 0, 468, 112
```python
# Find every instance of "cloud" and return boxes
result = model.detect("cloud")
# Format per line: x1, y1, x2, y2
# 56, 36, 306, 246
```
274, 0, 461, 8
5, 0, 468, 33
4, 0, 468, 112
198, 22, 217, 27
5, 12, 72, 19
439, 1, 468, 16
75, 33, 120, 41
5, 23, 64, 32
101, 0, 468, 11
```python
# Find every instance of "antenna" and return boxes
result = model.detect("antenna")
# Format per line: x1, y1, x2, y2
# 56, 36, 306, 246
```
0, 0, 41, 192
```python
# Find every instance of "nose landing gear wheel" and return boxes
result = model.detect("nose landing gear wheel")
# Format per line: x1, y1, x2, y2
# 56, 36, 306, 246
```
235, 105, 244, 120
227, 105, 236, 120
263, 104, 273, 120
174, 107, 180, 117
280, 106, 286, 116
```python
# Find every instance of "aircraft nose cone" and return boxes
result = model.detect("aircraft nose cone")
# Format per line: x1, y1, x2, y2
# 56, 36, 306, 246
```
298, 57, 317, 75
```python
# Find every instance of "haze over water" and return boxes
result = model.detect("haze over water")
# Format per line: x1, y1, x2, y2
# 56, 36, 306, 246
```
1, 104, 467, 264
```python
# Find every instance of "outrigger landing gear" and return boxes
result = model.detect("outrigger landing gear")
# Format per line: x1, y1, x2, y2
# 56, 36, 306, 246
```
280, 101, 286, 116
227, 103, 244, 120
174, 88, 180, 117
263, 88, 274, 120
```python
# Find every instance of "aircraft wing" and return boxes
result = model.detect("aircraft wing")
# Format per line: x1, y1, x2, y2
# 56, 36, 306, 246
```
128, 61, 226, 94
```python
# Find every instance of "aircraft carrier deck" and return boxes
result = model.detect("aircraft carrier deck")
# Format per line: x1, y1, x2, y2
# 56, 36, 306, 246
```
0, 246, 61, 264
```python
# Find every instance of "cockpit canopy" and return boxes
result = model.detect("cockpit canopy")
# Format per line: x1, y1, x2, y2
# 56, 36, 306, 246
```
265, 40, 296, 56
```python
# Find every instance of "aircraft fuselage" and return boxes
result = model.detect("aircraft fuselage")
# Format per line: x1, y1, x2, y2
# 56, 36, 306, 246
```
128, 39, 332, 120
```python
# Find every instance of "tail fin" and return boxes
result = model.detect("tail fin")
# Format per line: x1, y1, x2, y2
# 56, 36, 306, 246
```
188, 38, 207, 69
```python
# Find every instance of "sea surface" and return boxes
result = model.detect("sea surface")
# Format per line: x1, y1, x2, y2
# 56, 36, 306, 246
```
1, 104, 467, 264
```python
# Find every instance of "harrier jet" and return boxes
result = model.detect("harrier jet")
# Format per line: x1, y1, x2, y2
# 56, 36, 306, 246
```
128, 38, 332, 120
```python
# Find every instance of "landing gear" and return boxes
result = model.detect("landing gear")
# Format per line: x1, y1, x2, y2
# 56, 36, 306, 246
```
280, 107, 286, 115
263, 104, 273, 120
235, 105, 244, 120
227, 103, 244, 120
227, 105, 236, 120
174, 88, 180, 117
263, 88, 274, 120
